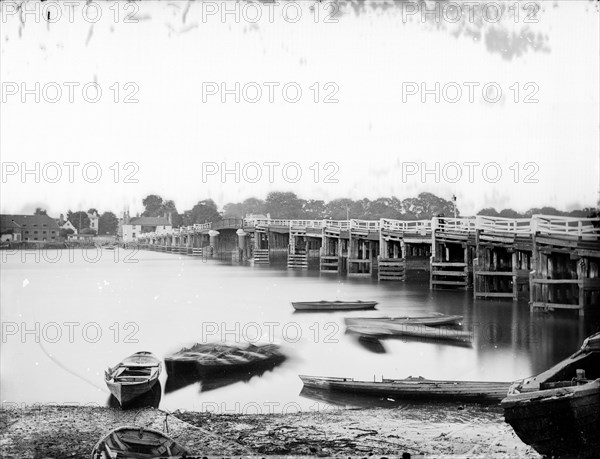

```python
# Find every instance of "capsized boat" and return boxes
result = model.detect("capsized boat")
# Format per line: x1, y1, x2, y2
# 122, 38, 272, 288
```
501, 332, 600, 457
90, 426, 189, 458
300, 375, 511, 403
104, 351, 162, 407
346, 322, 472, 343
292, 300, 377, 311
345, 313, 463, 327
164, 342, 286, 376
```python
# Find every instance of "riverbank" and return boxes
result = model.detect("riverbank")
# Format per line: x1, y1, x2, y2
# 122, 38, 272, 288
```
0, 405, 540, 458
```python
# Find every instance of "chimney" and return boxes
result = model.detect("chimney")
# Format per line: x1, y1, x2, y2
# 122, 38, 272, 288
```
59, 214, 64, 225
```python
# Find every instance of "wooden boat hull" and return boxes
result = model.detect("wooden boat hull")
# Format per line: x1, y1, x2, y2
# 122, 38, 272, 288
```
502, 380, 600, 456
345, 314, 463, 327
91, 426, 189, 458
164, 343, 286, 378
300, 375, 510, 403
346, 322, 472, 343
292, 301, 377, 311
104, 352, 162, 407
501, 332, 600, 457
106, 378, 160, 406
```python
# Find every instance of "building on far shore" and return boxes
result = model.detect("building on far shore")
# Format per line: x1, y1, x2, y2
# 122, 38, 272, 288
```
87, 211, 99, 233
56, 214, 78, 235
120, 212, 172, 242
0, 214, 61, 242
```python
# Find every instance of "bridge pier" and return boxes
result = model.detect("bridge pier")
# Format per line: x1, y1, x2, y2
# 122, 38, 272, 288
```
529, 217, 600, 315
320, 226, 345, 274
430, 218, 476, 290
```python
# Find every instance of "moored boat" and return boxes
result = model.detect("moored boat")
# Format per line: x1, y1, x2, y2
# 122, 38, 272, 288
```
501, 332, 600, 457
90, 426, 189, 458
300, 375, 511, 403
346, 321, 472, 343
164, 342, 286, 376
104, 351, 162, 407
292, 300, 377, 311
344, 313, 463, 327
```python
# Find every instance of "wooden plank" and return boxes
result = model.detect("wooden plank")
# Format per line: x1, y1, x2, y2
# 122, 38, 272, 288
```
474, 292, 514, 298
431, 262, 467, 267
531, 279, 580, 285
431, 280, 468, 286
432, 271, 467, 277
474, 271, 513, 276
530, 302, 582, 310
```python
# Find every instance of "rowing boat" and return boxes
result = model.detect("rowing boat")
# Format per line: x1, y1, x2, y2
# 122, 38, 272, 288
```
346, 322, 472, 343
164, 342, 286, 376
300, 375, 511, 403
292, 300, 377, 311
344, 313, 463, 327
501, 332, 600, 457
90, 426, 189, 458
104, 351, 162, 407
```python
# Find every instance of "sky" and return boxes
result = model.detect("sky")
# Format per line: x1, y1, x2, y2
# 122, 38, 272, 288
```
1, 0, 599, 218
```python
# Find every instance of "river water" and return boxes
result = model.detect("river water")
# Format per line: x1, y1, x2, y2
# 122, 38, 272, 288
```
1, 248, 598, 413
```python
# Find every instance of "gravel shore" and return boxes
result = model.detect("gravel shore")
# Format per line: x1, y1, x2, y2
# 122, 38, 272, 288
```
0, 404, 541, 458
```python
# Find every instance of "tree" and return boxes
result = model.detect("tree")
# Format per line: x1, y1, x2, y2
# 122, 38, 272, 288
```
264, 192, 304, 219
302, 200, 326, 219
67, 211, 90, 231
98, 211, 119, 235
34, 208, 47, 216
59, 228, 74, 238
498, 208, 523, 218
222, 197, 266, 218
324, 198, 355, 220
87, 208, 99, 216
141, 195, 164, 217
477, 208, 500, 216
182, 200, 222, 225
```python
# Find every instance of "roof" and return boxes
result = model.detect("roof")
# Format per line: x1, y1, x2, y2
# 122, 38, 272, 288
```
1, 214, 60, 230
126, 217, 171, 226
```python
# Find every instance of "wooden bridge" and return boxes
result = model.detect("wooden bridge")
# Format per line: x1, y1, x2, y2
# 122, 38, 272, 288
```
136, 215, 600, 316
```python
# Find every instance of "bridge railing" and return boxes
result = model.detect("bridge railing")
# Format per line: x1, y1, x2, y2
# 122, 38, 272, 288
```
533, 215, 600, 238
476, 216, 532, 234
350, 219, 380, 231
433, 217, 477, 232
290, 219, 326, 229
381, 218, 432, 233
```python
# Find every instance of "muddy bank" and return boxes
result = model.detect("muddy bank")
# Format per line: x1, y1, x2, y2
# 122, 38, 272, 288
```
0, 405, 540, 458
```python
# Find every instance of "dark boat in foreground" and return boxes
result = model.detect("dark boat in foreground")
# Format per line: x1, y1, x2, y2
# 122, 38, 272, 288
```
164, 342, 286, 376
345, 313, 463, 327
292, 300, 377, 311
501, 332, 600, 457
104, 351, 162, 407
300, 375, 511, 403
91, 426, 189, 458
346, 322, 472, 344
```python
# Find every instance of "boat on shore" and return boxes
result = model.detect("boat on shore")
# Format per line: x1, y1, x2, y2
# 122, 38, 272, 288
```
344, 313, 463, 327
292, 300, 377, 311
164, 342, 286, 376
346, 322, 472, 344
90, 426, 189, 458
300, 375, 511, 403
501, 332, 600, 457
104, 352, 162, 407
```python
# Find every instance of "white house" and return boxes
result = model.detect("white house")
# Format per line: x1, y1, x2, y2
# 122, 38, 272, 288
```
87, 211, 99, 232
121, 216, 172, 242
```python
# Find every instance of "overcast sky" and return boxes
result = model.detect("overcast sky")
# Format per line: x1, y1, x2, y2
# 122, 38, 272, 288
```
1, 0, 598, 218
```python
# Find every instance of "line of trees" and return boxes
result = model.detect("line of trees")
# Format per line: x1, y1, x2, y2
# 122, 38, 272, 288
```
139, 192, 599, 226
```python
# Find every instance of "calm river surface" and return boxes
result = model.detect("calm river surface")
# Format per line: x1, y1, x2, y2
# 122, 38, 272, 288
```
1, 249, 598, 413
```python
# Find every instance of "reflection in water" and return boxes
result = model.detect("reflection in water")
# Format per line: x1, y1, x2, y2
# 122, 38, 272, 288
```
355, 335, 387, 354
107, 381, 162, 410
165, 361, 287, 394
346, 329, 473, 349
